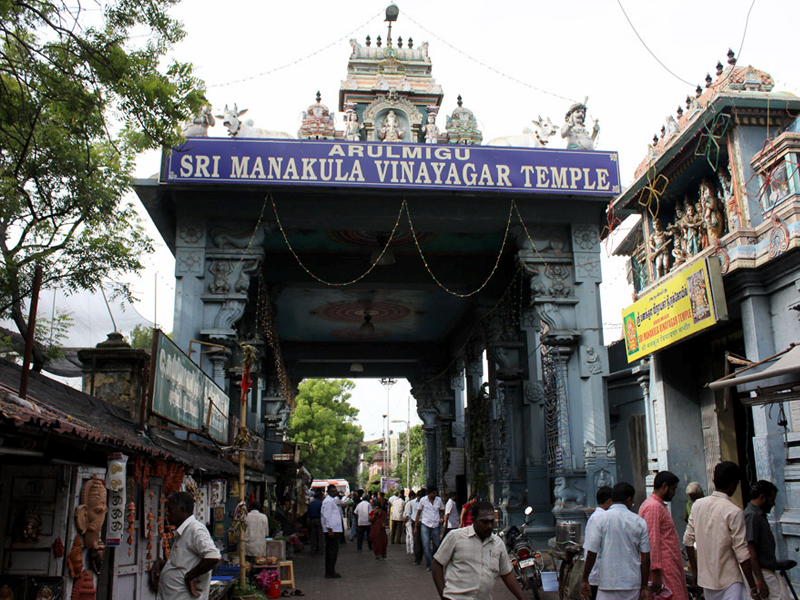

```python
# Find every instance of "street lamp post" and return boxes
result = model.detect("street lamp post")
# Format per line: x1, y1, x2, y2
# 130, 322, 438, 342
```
392, 418, 410, 488
380, 377, 396, 476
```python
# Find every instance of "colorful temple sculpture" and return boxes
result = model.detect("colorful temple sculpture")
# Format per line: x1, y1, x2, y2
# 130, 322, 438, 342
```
608, 51, 800, 562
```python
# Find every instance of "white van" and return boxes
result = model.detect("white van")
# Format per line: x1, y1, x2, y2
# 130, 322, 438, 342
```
311, 478, 350, 497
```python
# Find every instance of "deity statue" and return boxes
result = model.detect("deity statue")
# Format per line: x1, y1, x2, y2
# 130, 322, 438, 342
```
700, 178, 725, 241
76, 475, 108, 549
668, 206, 687, 267
378, 109, 405, 142
423, 112, 439, 144
683, 200, 703, 256
561, 102, 600, 150
344, 111, 363, 142
649, 219, 672, 279
717, 164, 739, 228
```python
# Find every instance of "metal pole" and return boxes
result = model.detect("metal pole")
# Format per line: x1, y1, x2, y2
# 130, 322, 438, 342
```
380, 378, 396, 477
19, 264, 43, 399
407, 396, 411, 487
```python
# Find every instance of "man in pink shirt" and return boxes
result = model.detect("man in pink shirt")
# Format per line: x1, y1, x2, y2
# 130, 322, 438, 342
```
638, 471, 689, 600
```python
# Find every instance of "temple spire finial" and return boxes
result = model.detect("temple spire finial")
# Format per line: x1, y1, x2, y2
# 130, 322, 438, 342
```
316, 91, 321, 104
457, 94, 463, 107
385, 4, 399, 48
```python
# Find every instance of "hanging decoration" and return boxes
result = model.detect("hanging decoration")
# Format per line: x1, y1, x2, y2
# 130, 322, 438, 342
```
638, 164, 669, 220
67, 535, 83, 579
694, 112, 731, 171
257, 277, 295, 407
105, 453, 127, 547
75, 476, 107, 550
126, 502, 135, 557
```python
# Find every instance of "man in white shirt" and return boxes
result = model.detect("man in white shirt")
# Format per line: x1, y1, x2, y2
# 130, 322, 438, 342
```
443, 492, 459, 538
415, 486, 445, 571
354, 494, 373, 552
391, 490, 406, 544
244, 502, 270, 561
321, 484, 344, 578
584, 486, 613, 600
154, 492, 220, 600
581, 482, 650, 600
404, 491, 417, 555
433, 501, 526, 600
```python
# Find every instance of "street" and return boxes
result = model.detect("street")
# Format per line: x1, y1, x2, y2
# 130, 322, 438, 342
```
289, 535, 561, 599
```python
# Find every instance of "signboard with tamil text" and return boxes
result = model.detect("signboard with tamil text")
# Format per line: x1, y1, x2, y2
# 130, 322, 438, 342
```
150, 330, 230, 444
622, 258, 728, 362
162, 138, 620, 198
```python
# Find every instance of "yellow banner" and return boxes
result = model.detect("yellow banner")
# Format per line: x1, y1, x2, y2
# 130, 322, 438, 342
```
622, 259, 727, 362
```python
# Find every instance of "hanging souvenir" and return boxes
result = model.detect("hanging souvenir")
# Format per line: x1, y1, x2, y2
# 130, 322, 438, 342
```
75, 476, 107, 550
70, 570, 96, 600
126, 502, 135, 557
67, 535, 83, 579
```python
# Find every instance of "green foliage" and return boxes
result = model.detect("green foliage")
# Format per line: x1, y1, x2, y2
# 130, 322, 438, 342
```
364, 444, 381, 464
128, 324, 156, 349
0, 0, 205, 370
288, 379, 364, 479
0, 310, 73, 362
394, 425, 425, 490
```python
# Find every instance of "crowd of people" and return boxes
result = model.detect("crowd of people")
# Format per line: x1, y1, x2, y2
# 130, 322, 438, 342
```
307, 484, 482, 578
582, 461, 791, 600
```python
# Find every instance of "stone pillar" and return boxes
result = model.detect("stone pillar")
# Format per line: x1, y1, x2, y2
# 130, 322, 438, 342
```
78, 332, 149, 422
464, 344, 485, 495
419, 408, 438, 488
740, 294, 787, 557
173, 219, 208, 351
516, 222, 614, 536
451, 362, 466, 449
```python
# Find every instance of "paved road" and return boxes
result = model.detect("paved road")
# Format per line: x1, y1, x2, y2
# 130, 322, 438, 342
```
289, 535, 560, 600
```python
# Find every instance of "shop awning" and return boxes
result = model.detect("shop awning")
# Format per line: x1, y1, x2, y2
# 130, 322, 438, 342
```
707, 344, 800, 405
0, 358, 235, 472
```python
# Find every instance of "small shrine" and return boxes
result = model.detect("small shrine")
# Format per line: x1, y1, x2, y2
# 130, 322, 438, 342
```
297, 92, 336, 140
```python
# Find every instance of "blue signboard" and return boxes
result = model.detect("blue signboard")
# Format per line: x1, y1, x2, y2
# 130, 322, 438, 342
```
162, 138, 620, 197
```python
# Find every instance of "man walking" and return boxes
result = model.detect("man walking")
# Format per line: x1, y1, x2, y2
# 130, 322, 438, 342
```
391, 489, 406, 544
404, 491, 417, 555
584, 486, 613, 600
745, 480, 789, 600
153, 492, 220, 600
581, 482, 651, 600
639, 471, 688, 600
354, 493, 372, 552
307, 490, 323, 555
443, 492, 459, 538
684, 461, 762, 600
415, 486, 445, 572
321, 484, 343, 578
244, 501, 270, 563
432, 501, 526, 600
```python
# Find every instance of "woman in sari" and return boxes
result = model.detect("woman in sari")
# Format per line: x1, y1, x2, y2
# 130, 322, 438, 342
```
369, 498, 389, 560
460, 494, 478, 527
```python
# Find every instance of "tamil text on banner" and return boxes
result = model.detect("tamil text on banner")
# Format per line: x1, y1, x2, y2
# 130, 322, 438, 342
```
162, 138, 620, 198
622, 258, 727, 362
150, 330, 230, 444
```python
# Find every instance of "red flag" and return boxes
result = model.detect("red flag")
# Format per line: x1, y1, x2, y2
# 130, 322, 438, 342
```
240, 363, 251, 405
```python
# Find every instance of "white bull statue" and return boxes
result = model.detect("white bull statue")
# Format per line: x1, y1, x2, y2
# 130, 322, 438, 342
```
216, 104, 293, 139
487, 116, 558, 148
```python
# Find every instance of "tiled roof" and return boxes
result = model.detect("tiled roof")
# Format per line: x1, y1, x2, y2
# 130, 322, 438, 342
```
0, 358, 235, 473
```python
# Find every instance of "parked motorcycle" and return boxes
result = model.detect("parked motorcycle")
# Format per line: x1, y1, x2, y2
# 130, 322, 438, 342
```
498, 506, 543, 600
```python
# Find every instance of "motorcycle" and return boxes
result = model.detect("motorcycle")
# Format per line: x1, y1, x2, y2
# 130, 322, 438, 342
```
498, 506, 544, 600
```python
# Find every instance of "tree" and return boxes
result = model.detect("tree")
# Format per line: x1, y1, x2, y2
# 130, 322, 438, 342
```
288, 379, 364, 479
128, 324, 153, 349
394, 425, 425, 490
0, 0, 205, 370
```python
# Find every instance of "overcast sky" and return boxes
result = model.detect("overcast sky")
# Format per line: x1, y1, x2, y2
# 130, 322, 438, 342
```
38, 0, 800, 440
